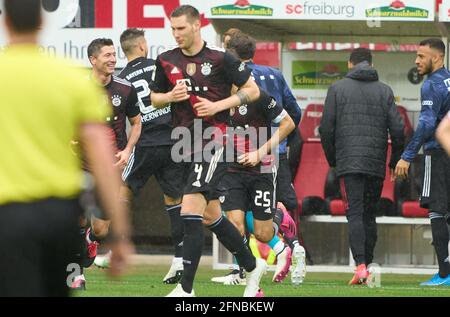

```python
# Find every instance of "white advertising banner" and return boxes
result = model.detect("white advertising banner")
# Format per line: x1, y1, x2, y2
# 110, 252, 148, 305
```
439, 0, 450, 21
0, 0, 217, 67
206, 0, 435, 21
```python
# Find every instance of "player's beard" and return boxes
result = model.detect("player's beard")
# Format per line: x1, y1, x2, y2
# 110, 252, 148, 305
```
421, 60, 433, 76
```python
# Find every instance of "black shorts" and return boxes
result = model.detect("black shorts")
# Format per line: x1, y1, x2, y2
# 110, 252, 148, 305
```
420, 149, 450, 212
123, 145, 185, 199
220, 167, 278, 221
276, 155, 299, 212
183, 146, 228, 201
0, 198, 81, 296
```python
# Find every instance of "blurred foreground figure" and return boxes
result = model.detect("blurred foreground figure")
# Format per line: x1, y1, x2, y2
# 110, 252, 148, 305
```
436, 111, 450, 156
0, 0, 133, 297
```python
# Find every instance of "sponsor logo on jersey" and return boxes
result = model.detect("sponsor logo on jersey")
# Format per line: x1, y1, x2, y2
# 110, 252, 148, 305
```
201, 63, 212, 76
187, 63, 197, 76
268, 98, 276, 109
238, 62, 246, 72
422, 100, 433, 106
264, 208, 272, 214
111, 95, 122, 107
192, 180, 201, 188
171, 67, 180, 74
444, 78, 450, 92
238, 105, 248, 115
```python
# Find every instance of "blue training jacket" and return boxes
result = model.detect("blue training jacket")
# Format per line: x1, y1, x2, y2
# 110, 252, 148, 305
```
402, 67, 450, 162
245, 61, 301, 155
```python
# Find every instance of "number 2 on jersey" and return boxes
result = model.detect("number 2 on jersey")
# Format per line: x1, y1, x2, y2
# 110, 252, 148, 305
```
131, 79, 156, 114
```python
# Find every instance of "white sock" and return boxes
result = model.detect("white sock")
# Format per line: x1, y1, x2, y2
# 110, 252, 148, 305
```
273, 241, 286, 256
74, 274, 85, 281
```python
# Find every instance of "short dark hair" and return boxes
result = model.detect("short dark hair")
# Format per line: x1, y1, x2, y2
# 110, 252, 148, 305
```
4, 0, 42, 33
120, 28, 145, 55
88, 38, 114, 58
349, 48, 372, 65
227, 33, 256, 60
419, 38, 446, 55
170, 5, 200, 22
223, 28, 242, 46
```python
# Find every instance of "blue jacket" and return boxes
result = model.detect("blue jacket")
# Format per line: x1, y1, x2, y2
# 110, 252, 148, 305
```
245, 61, 301, 154
401, 67, 450, 162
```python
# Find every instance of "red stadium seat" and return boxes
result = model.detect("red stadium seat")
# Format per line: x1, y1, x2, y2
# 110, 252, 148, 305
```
379, 105, 414, 216
397, 105, 414, 140
328, 198, 346, 215
379, 145, 396, 216
294, 104, 329, 216
401, 201, 428, 218
395, 107, 427, 217
397, 155, 428, 218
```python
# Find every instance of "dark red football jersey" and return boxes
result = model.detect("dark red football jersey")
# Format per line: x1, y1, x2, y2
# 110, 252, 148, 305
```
230, 89, 287, 173
104, 75, 140, 151
150, 42, 251, 145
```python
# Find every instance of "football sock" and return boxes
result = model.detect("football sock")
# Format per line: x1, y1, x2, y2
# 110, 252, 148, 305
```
208, 216, 256, 272
180, 214, 204, 293
166, 204, 184, 258
430, 212, 450, 278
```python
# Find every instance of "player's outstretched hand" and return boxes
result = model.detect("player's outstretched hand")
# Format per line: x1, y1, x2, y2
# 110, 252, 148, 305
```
194, 96, 218, 117
169, 82, 190, 103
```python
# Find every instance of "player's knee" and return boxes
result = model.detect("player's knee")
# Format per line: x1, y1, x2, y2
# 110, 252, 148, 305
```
164, 195, 182, 206
234, 222, 245, 237
227, 215, 245, 236
92, 220, 110, 239
253, 227, 273, 243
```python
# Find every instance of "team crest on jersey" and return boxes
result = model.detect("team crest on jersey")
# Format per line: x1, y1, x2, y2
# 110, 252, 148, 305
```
186, 63, 197, 76
219, 196, 225, 203
238, 105, 248, 115
111, 95, 122, 107
238, 62, 246, 72
201, 63, 212, 76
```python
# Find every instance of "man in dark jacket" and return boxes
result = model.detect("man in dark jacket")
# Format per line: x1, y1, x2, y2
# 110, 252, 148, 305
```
319, 48, 404, 285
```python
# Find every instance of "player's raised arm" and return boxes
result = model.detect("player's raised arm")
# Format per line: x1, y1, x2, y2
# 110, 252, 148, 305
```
150, 56, 190, 108
239, 94, 295, 167
151, 82, 190, 108
193, 49, 260, 117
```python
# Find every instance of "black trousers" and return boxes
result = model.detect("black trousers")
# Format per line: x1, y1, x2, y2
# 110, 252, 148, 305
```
0, 198, 82, 297
340, 174, 384, 266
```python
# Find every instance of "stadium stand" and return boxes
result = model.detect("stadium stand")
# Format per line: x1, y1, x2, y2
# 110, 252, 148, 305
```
293, 104, 329, 216
295, 105, 424, 218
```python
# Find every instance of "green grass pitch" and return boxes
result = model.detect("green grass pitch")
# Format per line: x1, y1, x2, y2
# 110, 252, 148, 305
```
74, 265, 450, 297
